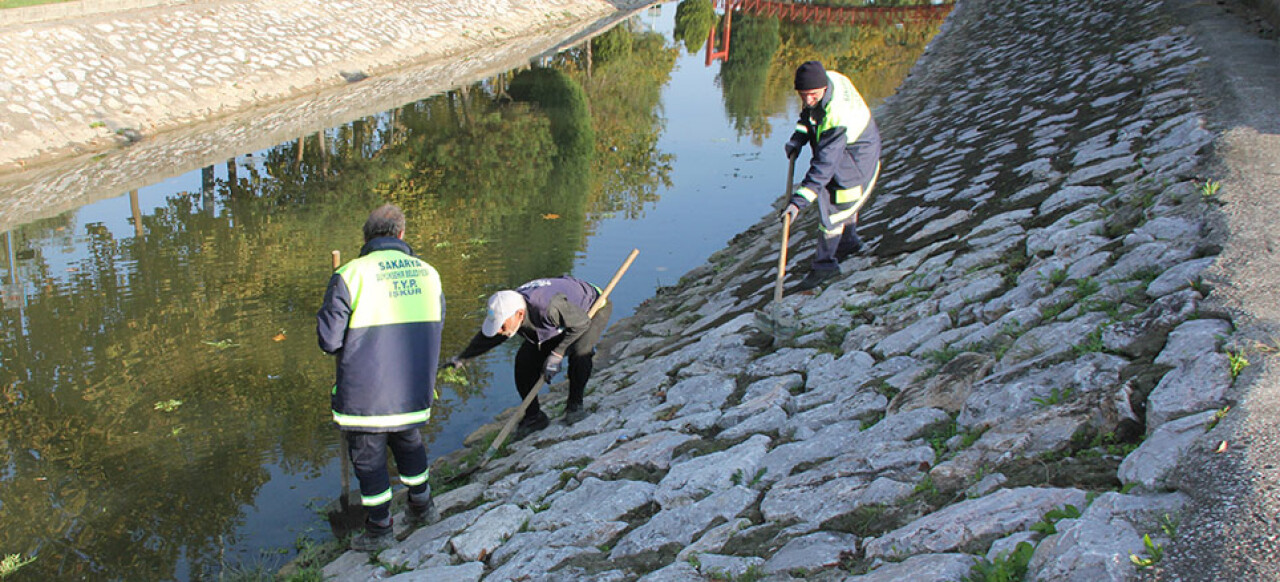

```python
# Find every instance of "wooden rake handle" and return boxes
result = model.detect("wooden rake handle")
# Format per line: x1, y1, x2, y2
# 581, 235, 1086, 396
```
330, 249, 353, 499
775, 153, 797, 302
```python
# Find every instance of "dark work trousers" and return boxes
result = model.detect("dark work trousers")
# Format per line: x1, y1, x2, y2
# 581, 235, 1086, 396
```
812, 214, 864, 272
812, 159, 880, 272
513, 301, 613, 421
346, 428, 430, 525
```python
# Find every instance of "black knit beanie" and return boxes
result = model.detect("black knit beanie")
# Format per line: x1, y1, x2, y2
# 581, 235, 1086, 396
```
794, 61, 828, 91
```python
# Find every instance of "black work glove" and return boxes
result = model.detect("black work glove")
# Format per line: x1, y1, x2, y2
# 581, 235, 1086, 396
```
784, 142, 800, 160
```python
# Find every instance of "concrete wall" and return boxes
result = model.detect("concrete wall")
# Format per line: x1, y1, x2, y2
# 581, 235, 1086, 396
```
0, 0, 192, 26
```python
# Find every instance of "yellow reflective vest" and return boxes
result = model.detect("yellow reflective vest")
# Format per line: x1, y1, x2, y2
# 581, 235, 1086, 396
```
317, 237, 443, 431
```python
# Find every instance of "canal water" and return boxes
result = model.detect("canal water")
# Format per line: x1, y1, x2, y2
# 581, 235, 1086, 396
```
0, 1, 947, 578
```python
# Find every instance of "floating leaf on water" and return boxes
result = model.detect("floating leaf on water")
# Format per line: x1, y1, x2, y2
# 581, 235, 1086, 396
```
434, 241, 452, 248
272, 332, 287, 342
202, 339, 239, 349
154, 399, 182, 412
542, 214, 560, 220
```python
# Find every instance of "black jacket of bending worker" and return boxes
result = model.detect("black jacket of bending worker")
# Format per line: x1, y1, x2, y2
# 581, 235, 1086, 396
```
782, 60, 882, 291
316, 204, 443, 550
449, 276, 612, 433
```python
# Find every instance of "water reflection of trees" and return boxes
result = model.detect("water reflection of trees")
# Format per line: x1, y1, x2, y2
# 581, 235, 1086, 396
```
711, 1, 945, 143
719, 14, 783, 142
674, 0, 716, 54
0, 20, 676, 580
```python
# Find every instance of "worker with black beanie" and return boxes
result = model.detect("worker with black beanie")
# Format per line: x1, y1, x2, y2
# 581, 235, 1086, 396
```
782, 60, 882, 291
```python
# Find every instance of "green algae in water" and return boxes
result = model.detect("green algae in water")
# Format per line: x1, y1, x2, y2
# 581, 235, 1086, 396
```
437, 366, 469, 387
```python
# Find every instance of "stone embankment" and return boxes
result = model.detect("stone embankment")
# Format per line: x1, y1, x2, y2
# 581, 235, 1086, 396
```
319, 0, 1266, 581
0, 0, 653, 231
0, 0, 637, 171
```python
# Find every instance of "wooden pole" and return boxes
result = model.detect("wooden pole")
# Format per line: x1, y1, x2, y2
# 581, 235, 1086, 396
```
775, 154, 796, 302
331, 250, 352, 501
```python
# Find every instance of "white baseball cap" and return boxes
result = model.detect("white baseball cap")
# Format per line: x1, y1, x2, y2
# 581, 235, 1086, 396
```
482, 290, 526, 337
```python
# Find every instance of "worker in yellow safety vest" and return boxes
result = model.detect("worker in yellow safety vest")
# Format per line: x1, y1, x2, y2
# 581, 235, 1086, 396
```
782, 60, 882, 291
317, 204, 443, 552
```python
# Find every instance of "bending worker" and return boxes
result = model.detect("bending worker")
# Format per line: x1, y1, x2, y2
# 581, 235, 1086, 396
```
782, 60, 882, 292
446, 276, 612, 436
317, 204, 443, 552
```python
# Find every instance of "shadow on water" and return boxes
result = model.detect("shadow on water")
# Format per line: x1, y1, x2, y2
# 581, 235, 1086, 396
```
0, 2, 950, 578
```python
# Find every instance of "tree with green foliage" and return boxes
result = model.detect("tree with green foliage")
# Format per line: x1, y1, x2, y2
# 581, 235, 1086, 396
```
674, 0, 717, 54
719, 14, 782, 142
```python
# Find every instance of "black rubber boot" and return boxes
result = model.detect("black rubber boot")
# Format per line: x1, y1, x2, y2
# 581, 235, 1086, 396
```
794, 268, 839, 292
406, 496, 439, 529
513, 409, 550, 440
350, 519, 394, 552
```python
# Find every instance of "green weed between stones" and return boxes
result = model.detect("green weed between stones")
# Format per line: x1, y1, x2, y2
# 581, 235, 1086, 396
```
961, 540, 1034, 582
1080, 431, 1141, 458
1071, 327, 1107, 356
375, 560, 412, 576
1189, 276, 1211, 295
1073, 277, 1101, 299
1031, 387, 1072, 407
1227, 350, 1250, 378
260, 535, 340, 582
706, 564, 765, 582
1030, 504, 1081, 535
860, 410, 886, 430
826, 504, 891, 538
923, 346, 964, 366
999, 248, 1031, 289
923, 419, 959, 461
730, 467, 768, 487
1206, 406, 1231, 432
887, 284, 930, 302
874, 379, 900, 401
908, 475, 950, 508
1040, 268, 1069, 287
1130, 533, 1165, 570
1040, 298, 1073, 321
